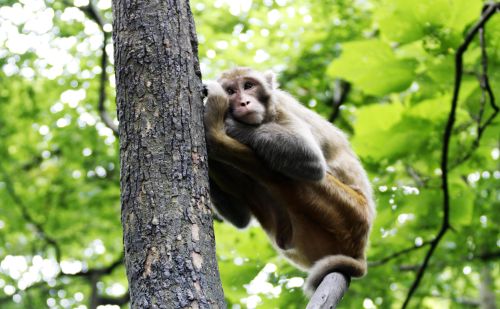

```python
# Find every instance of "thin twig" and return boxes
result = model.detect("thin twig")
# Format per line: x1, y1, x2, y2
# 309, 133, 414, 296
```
97, 33, 119, 137
0, 254, 126, 307
84, 2, 119, 136
82, 0, 105, 28
449, 5, 499, 169
72, 253, 124, 277
404, 165, 430, 188
71, 253, 126, 309
95, 292, 130, 307
475, 250, 500, 261
395, 249, 500, 272
401, 4, 500, 308
64, 0, 119, 136
397, 251, 482, 272
0, 281, 49, 305
329, 80, 351, 123
369, 240, 432, 267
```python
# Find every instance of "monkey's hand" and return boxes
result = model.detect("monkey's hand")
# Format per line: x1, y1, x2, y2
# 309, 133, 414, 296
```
203, 81, 229, 133
201, 84, 208, 98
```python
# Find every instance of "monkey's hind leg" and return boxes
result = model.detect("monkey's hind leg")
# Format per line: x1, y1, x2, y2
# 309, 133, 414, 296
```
209, 177, 252, 229
303, 255, 366, 296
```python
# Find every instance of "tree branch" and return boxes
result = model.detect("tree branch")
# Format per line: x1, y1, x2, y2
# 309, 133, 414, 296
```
97, 32, 119, 137
65, 254, 127, 309
0, 164, 62, 262
71, 253, 124, 278
306, 273, 350, 309
388, 249, 500, 272
369, 240, 432, 267
404, 165, 432, 188
62, 255, 125, 308
96, 292, 130, 307
450, 9, 499, 168
66, 0, 119, 136
401, 4, 500, 308
476, 250, 500, 261
0, 255, 127, 308
0, 281, 50, 305
84, 2, 119, 136
329, 80, 351, 123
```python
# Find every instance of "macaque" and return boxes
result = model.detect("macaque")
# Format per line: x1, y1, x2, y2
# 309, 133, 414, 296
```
203, 67, 375, 295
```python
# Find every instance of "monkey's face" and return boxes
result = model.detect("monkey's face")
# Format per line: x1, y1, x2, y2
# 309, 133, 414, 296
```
221, 78, 270, 125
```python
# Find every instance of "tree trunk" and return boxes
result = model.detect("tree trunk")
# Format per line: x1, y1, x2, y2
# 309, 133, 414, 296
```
112, 0, 225, 308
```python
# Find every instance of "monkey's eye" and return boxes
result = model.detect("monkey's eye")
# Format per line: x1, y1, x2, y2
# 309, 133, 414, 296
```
226, 88, 235, 95
243, 82, 254, 90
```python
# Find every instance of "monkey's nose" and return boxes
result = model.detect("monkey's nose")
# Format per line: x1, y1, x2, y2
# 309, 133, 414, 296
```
240, 101, 250, 106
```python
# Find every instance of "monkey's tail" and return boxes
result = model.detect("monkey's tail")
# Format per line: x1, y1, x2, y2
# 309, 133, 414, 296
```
304, 255, 367, 296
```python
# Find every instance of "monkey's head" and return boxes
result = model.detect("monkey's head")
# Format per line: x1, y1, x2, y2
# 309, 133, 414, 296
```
218, 67, 277, 125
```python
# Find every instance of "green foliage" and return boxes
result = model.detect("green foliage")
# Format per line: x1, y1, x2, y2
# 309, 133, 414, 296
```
327, 40, 417, 96
0, 0, 498, 308
375, 0, 483, 46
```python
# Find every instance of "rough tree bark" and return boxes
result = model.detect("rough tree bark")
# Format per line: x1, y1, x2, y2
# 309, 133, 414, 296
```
112, 0, 225, 307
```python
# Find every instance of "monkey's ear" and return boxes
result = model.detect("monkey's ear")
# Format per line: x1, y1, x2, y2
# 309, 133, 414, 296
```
263, 70, 279, 89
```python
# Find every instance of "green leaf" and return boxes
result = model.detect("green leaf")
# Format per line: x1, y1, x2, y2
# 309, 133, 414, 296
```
375, 0, 483, 44
327, 40, 417, 96
352, 102, 404, 158
449, 179, 474, 226
407, 95, 451, 121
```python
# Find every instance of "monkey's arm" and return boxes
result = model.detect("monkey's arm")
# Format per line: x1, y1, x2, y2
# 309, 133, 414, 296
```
204, 81, 279, 182
209, 177, 252, 228
205, 82, 373, 224
226, 119, 327, 181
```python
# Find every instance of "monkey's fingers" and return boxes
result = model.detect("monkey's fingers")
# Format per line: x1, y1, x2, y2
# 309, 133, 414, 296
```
205, 80, 226, 97
204, 82, 230, 127
201, 84, 208, 99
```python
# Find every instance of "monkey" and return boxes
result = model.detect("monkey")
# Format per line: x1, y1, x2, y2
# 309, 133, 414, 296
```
203, 67, 375, 295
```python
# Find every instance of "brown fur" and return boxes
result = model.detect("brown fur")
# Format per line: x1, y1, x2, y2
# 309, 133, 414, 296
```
204, 68, 375, 295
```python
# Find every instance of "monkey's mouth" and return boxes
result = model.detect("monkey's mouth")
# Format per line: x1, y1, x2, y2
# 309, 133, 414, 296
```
242, 113, 264, 125
230, 107, 251, 118
231, 110, 263, 125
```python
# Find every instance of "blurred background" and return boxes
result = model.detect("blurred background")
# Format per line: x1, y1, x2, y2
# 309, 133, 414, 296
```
0, 0, 499, 308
